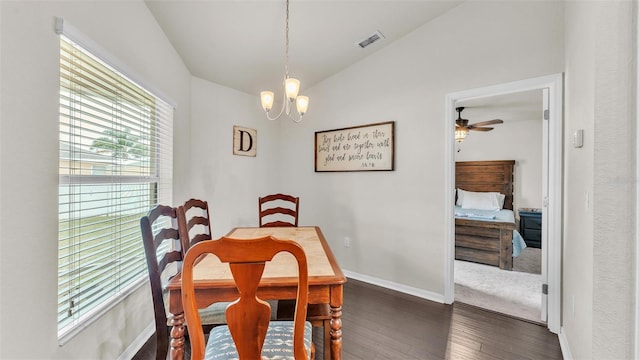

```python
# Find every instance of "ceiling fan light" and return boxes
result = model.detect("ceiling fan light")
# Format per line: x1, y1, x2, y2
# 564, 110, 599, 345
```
455, 128, 468, 142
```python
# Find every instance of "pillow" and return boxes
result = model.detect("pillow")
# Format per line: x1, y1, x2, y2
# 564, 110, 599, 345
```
461, 191, 500, 210
458, 189, 505, 211
495, 193, 506, 209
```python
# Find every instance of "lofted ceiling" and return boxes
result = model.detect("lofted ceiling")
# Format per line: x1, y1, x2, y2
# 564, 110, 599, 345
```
144, 0, 463, 97
145, 1, 541, 123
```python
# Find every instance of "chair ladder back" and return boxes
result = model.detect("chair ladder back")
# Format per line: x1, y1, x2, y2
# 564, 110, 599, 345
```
258, 193, 300, 227
177, 198, 212, 256
140, 204, 181, 360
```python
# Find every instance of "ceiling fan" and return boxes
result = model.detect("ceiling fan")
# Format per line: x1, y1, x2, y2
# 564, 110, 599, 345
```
455, 106, 504, 142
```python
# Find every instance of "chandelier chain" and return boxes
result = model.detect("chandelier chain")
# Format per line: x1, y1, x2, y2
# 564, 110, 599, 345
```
285, 0, 290, 78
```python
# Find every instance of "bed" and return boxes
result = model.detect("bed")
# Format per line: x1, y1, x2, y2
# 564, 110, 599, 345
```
454, 160, 526, 271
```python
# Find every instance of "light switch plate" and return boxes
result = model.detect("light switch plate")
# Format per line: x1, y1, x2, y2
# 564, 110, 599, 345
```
573, 129, 584, 148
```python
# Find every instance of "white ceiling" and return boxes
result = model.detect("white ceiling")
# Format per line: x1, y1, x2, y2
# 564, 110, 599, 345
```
145, 1, 541, 122
144, 0, 463, 96
456, 90, 543, 124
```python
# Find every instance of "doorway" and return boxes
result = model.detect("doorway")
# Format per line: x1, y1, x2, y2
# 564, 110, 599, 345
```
454, 90, 544, 323
443, 74, 563, 334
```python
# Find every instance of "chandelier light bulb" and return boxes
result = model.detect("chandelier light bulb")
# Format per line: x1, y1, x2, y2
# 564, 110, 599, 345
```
285, 78, 300, 101
296, 96, 309, 115
260, 91, 274, 112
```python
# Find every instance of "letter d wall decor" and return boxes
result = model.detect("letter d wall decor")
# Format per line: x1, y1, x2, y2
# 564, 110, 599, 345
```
233, 125, 257, 157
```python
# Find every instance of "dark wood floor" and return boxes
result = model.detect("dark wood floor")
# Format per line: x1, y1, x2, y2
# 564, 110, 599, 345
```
134, 278, 563, 359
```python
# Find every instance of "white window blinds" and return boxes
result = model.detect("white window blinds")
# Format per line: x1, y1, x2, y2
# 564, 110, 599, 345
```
58, 35, 173, 339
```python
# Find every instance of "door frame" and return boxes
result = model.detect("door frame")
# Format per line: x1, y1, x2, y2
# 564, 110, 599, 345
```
443, 73, 563, 334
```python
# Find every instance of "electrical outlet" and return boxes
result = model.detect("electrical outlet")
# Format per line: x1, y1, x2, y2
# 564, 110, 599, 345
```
344, 237, 351, 248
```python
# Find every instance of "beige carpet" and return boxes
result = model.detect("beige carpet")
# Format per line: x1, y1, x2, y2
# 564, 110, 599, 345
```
454, 248, 542, 323
513, 247, 542, 274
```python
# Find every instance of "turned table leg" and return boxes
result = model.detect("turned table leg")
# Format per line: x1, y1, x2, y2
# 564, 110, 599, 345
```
330, 284, 343, 360
170, 313, 185, 360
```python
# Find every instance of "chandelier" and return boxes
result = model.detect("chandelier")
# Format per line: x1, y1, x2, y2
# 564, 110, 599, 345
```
260, 0, 309, 123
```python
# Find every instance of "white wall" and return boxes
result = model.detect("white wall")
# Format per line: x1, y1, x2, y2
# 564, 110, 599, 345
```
456, 117, 543, 211
267, 1, 564, 294
564, 1, 637, 358
0, 1, 191, 358
189, 77, 282, 237
563, 1, 596, 357
590, 2, 636, 355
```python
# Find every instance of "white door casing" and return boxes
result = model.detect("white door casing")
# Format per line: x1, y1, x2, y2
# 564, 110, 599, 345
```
541, 88, 549, 322
444, 73, 563, 334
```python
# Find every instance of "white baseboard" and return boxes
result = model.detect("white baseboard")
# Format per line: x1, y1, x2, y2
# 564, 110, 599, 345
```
558, 327, 573, 360
118, 322, 155, 360
343, 270, 445, 303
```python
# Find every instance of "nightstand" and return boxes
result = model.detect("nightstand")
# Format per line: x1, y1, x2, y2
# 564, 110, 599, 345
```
518, 208, 542, 248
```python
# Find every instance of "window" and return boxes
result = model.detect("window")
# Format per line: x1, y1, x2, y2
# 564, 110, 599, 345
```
58, 35, 173, 339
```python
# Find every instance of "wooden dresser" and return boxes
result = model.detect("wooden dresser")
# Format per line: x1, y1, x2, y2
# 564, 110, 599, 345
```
518, 208, 542, 248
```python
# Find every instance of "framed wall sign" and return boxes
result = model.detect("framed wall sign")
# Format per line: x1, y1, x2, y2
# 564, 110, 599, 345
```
233, 125, 257, 157
315, 121, 395, 172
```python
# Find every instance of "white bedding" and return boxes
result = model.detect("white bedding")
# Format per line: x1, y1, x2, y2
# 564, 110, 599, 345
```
454, 206, 527, 256
454, 206, 514, 222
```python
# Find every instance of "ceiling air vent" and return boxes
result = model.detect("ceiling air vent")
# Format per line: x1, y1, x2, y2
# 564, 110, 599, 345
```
356, 30, 385, 49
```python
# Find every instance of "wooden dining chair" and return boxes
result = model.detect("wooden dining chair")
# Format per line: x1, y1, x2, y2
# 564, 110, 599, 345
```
181, 236, 314, 360
140, 204, 227, 360
258, 193, 299, 227
277, 301, 331, 359
140, 205, 183, 360
176, 198, 279, 324
177, 198, 212, 257
258, 193, 330, 356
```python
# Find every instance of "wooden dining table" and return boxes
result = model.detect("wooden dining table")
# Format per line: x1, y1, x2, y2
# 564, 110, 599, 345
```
166, 226, 347, 360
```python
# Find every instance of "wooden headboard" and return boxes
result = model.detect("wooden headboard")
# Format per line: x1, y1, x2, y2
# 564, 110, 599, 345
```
455, 160, 515, 210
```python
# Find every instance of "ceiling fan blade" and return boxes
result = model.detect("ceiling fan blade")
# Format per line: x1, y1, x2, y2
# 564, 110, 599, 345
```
468, 127, 494, 131
469, 119, 503, 127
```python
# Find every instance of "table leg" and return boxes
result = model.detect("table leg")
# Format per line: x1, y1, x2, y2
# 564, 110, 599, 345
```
170, 313, 186, 360
329, 305, 343, 360
329, 284, 343, 360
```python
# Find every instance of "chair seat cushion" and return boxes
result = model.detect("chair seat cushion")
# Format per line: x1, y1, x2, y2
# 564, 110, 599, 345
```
196, 300, 280, 325
197, 302, 229, 325
163, 299, 229, 326
204, 320, 313, 360
163, 296, 280, 326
